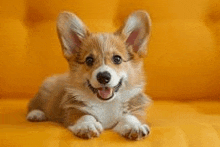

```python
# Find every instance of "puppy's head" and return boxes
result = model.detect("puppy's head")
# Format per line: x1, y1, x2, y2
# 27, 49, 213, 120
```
57, 11, 151, 101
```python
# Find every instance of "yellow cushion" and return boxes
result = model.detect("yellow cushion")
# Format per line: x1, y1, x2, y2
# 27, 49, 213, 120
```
1, 99, 220, 147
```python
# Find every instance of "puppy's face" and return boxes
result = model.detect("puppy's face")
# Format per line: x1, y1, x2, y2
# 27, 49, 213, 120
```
71, 33, 132, 101
57, 11, 151, 101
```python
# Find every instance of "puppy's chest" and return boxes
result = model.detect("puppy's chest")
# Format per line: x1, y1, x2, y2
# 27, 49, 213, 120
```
89, 101, 123, 129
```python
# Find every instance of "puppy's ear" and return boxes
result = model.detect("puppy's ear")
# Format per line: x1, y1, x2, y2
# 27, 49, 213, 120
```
115, 10, 151, 57
57, 12, 89, 59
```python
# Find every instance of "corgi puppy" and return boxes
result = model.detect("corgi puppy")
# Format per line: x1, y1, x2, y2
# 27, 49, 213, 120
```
27, 10, 152, 140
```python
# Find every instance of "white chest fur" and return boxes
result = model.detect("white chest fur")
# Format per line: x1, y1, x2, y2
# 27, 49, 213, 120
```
88, 99, 122, 129
68, 85, 143, 129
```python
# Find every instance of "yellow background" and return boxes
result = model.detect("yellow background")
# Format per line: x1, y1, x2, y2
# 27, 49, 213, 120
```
1, 0, 220, 100
1, 1, 220, 146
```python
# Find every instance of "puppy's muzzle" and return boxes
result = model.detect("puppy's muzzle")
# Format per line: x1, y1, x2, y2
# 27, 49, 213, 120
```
87, 78, 123, 101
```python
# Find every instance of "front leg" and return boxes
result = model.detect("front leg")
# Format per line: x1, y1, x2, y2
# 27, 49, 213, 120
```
62, 98, 103, 139
113, 115, 150, 140
68, 115, 103, 139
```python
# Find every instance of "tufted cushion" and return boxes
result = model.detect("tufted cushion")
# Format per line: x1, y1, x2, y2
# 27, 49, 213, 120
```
1, 99, 220, 147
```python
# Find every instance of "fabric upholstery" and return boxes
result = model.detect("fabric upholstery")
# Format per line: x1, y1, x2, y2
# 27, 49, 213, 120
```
1, 1, 220, 146
1, 99, 220, 147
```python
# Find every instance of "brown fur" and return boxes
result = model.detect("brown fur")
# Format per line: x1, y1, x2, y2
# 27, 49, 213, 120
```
28, 33, 146, 123
27, 10, 151, 140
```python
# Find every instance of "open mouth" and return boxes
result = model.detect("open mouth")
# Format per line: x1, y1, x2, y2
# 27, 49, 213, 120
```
87, 79, 122, 101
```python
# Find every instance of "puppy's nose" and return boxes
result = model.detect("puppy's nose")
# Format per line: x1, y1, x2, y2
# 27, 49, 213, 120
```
97, 71, 111, 84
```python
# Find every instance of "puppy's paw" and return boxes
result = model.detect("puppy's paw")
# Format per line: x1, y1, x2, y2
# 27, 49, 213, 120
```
121, 124, 150, 140
114, 115, 150, 140
68, 115, 103, 139
26, 110, 47, 122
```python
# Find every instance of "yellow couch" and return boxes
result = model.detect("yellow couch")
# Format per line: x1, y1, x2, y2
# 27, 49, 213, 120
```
1, 99, 220, 147
1, 0, 220, 146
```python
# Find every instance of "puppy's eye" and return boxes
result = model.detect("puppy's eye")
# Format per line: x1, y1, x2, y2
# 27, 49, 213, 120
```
112, 55, 122, 64
86, 57, 94, 66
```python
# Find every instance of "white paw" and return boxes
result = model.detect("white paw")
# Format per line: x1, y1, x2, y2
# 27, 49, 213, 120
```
114, 115, 150, 140
116, 123, 150, 140
26, 110, 47, 122
68, 115, 103, 139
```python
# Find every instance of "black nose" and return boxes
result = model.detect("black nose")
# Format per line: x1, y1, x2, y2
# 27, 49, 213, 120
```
97, 71, 111, 84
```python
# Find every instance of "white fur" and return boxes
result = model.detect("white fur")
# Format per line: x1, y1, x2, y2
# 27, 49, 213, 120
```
119, 86, 143, 102
88, 99, 122, 129
69, 16, 86, 38
90, 65, 123, 88
113, 115, 150, 140
26, 110, 46, 121
65, 85, 143, 129
65, 88, 122, 129
90, 86, 143, 129
124, 15, 140, 35
66, 74, 143, 129
68, 115, 103, 138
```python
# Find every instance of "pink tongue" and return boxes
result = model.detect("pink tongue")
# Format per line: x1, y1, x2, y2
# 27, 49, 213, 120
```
98, 87, 112, 99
